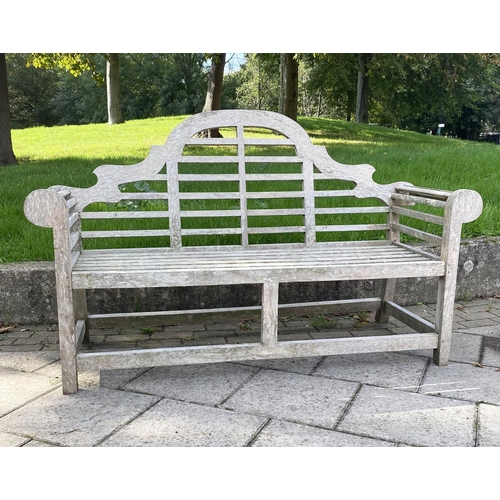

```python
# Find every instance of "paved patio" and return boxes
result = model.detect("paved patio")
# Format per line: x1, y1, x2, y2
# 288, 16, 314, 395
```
1, 297, 500, 447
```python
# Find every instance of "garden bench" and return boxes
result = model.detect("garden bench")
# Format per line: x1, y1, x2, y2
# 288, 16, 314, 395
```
24, 109, 483, 394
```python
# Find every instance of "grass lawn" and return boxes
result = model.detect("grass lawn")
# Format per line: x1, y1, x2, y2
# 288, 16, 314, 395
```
1, 114, 499, 263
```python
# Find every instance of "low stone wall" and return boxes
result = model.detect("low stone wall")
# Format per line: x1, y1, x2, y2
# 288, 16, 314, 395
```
1, 237, 499, 325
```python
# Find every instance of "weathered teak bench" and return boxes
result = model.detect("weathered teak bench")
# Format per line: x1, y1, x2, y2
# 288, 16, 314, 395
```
24, 110, 483, 394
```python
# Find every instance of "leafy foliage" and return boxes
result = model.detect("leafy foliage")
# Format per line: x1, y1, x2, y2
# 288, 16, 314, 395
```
7, 52, 500, 139
8, 54, 209, 127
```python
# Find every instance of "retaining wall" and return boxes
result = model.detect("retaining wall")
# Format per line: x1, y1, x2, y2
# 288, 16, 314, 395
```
1, 237, 499, 325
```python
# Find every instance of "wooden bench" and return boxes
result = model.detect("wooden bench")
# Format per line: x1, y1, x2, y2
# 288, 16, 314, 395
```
24, 110, 483, 394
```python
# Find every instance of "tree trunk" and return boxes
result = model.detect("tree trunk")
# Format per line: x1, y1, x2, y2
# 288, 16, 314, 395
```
0, 54, 17, 166
356, 53, 369, 124
106, 53, 124, 125
200, 53, 226, 138
279, 54, 298, 121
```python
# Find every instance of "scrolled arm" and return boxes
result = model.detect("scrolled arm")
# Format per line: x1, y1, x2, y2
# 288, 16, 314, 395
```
24, 188, 70, 229
444, 189, 483, 224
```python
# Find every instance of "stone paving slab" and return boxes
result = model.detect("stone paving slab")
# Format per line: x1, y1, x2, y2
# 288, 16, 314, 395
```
100, 368, 152, 390
338, 385, 476, 447
123, 363, 259, 406
0, 430, 30, 447
313, 352, 428, 392
250, 419, 396, 447
0, 387, 159, 447
477, 403, 500, 446
222, 369, 359, 429
236, 356, 323, 375
458, 324, 500, 339
21, 439, 55, 447
0, 367, 59, 418
0, 352, 60, 372
419, 362, 500, 405
402, 331, 483, 364
482, 337, 500, 368
100, 399, 266, 447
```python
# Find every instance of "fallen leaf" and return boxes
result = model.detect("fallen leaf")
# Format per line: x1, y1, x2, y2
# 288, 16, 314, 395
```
0, 324, 18, 334
496, 369, 500, 372
473, 362, 484, 368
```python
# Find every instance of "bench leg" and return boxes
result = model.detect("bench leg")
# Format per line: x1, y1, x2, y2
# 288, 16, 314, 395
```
375, 278, 397, 323
433, 275, 454, 366
56, 287, 79, 395
261, 282, 279, 347
58, 313, 79, 395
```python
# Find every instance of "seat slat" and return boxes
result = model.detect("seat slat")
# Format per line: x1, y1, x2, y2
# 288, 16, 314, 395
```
72, 261, 445, 289
72, 243, 445, 289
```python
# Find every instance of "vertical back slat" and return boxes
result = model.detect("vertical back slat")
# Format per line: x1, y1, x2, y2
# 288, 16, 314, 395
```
302, 159, 316, 246
238, 125, 249, 247
167, 161, 181, 249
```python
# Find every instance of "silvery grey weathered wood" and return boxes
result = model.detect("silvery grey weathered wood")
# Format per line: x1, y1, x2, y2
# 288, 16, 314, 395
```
77, 333, 440, 371
88, 298, 383, 328
23, 109, 484, 394
261, 282, 279, 347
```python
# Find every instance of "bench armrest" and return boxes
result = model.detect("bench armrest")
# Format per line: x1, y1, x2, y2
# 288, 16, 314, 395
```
392, 185, 483, 224
24, 187, 74, 229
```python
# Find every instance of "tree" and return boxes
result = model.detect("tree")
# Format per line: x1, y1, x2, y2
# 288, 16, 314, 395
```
200, 53, 226, 137
106, 53, 124, 124
356, 54, 370, 123
369, 53, 500, 134
0, 53, 17, 166
158, 53, 205, 115
233, 53, 280, 111
6, 54, 60, 128
28, 53, 124, 125
279, 53, 298, 121
301, 53, 358, 120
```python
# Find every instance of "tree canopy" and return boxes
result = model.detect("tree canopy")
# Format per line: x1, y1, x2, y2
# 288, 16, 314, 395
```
5, 52, 500, 141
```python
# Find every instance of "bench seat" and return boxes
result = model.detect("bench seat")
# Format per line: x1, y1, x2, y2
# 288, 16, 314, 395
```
24, 109, 483, 394
72, 242, 445, 289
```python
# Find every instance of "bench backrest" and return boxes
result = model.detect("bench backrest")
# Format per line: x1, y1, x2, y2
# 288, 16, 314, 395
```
61, 110, 412, 251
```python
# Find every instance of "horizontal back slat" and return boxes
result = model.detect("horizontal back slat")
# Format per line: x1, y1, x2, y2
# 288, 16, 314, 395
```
247, 226, 305, 234
82, 229, 171, 238
316, 224, 389, 233
392, 223, 442, 245
181, 228, 242, 236
178, 174, 240, 181
82, 211, 170, 219
391, 206, 444, 225
247, 209, 305, 216
246, 191, 304, 199
315, 207, 389, 215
